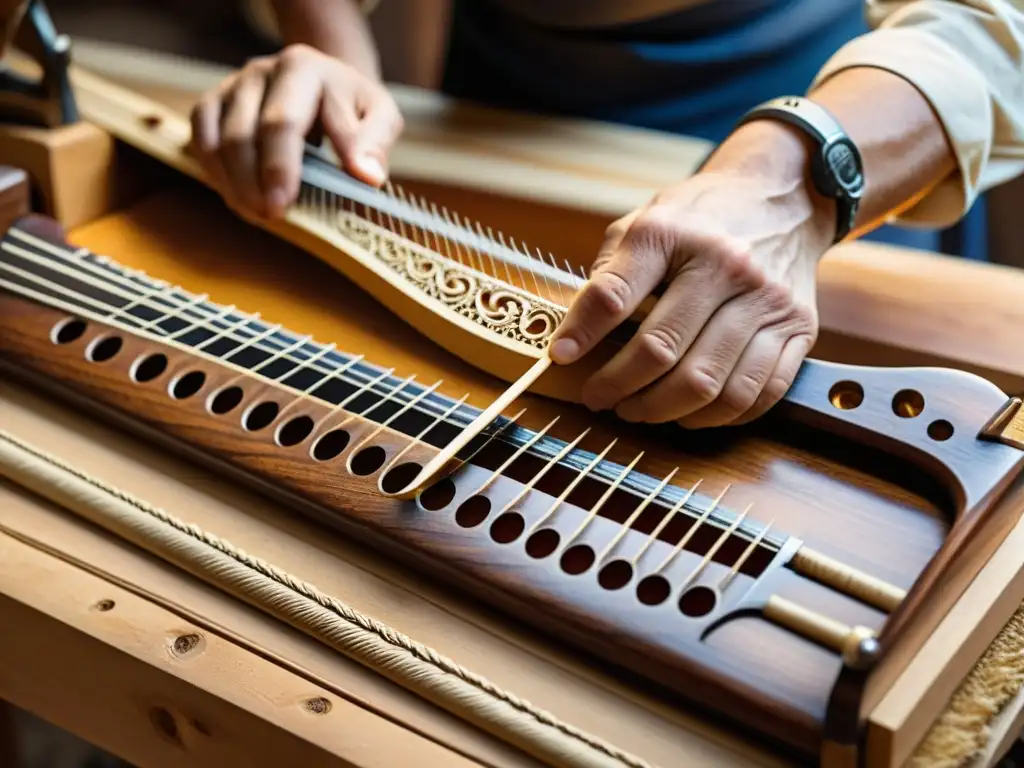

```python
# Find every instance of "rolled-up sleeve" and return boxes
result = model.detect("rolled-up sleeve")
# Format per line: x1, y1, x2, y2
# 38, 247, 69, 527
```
810, 1, 1024, 227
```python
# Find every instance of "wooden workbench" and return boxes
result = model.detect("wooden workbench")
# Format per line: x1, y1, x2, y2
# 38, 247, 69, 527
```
2, 40, 1024, 768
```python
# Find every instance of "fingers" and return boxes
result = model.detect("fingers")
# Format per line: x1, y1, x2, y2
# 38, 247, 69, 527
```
190, 76, 235, 206
219, 68, 270, 217
674, 327, 786, 429
545, 173, 822, 429
726, 332, 815, 426
258, 57, 326, 217
549, 211, 676, 367
615, 295, 762, 423
612, 283, 813, 425
327, 86, 404, 186
576, 234, 767, 412
188, 45, 406, 220
579, 266, 724, 411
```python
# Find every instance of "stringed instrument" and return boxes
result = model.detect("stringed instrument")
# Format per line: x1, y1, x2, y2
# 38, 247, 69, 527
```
1, 62, 1023, 768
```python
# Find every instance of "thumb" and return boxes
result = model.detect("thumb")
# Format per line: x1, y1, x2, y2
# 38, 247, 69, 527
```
549, 216, 666, 365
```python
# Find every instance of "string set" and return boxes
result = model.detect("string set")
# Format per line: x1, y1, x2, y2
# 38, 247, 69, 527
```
0, 225, 783, 555
298, 149, 589, 303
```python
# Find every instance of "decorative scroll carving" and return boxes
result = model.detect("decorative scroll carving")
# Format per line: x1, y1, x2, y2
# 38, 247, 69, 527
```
330, 211, 565, 350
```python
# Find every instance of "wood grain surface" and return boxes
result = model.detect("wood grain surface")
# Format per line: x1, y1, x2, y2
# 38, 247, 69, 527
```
5, 181, 1022, 761
0, 40, 1021, 768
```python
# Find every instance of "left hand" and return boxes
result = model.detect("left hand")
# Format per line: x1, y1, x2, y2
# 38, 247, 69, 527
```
548, 122, 837, 428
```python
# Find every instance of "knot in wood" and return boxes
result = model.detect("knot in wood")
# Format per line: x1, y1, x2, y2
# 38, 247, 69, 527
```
148, 706, 183, 746
303, 696, 332, 715
173, 633, 201, 656
93, 599, 115, 612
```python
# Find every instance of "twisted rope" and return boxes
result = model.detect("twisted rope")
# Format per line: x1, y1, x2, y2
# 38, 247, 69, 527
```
0, 428, 653, 768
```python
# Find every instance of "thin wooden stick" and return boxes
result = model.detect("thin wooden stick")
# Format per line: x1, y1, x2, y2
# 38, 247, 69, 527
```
394, 355, 553, 498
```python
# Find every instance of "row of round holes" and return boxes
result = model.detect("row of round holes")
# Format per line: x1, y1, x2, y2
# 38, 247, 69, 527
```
449, 493, 716, 616
57, 317, 718, 618
829, 380, 954, 441
56, 318, 377, 468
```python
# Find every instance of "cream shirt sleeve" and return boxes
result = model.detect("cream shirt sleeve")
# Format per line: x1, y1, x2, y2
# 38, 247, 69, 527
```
810, 0, 1024, 228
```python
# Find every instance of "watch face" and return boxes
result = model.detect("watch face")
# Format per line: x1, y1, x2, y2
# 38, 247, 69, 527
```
826, 139, 864, 194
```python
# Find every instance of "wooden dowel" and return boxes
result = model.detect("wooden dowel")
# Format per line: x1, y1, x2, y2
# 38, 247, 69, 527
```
764, 595, 878, 668
790, 546, 906, 613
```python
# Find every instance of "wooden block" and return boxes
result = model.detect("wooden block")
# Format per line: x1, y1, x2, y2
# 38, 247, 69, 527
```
0, 119, 125, 229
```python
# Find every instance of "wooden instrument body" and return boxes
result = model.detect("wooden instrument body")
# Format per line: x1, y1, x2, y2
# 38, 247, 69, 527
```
2, 165, 1024, 763
0, 50, 1022, 768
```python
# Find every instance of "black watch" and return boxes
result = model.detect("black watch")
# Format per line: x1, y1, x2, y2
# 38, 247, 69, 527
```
736, 96, 864, 244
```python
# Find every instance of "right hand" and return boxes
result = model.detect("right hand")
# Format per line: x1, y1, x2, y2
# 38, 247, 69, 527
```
190, 43, 404, 220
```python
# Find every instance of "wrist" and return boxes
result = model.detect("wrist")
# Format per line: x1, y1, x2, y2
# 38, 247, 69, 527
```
272, 0, 382, 81
704, 120, 837, 255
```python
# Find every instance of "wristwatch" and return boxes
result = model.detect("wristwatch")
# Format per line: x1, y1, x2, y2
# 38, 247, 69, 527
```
736, 96, 865, 244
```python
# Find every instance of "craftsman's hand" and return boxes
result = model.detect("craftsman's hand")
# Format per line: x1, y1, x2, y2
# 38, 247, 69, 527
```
189, 44, 404, 220
549, 121, 835, 428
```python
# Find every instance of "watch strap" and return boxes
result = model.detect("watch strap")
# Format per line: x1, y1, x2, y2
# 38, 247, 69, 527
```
737, 96, 864, 243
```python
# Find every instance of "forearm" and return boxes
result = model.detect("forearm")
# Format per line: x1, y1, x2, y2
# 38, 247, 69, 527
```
371, 0, 452, 89
705, 66, 957, 245
812, 67, 956, 232
269, 0, 381, 80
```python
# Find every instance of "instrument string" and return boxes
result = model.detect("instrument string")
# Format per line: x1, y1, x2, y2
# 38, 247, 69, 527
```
0, 228, 782, 555
5, 229, 562, 461
297, 156, 577, 296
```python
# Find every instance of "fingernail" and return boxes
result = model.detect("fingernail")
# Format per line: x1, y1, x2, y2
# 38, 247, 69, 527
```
550, 337, 579, 364
355, 154, 386, 185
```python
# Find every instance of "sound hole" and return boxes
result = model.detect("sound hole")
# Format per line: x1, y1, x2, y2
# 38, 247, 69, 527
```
455, 496, 490, 528
598, 560, 633, 590
490, 512, 524, 544
829, 380, 863, 410
209, 386, 244, 415
312, 429, 349, 461
244, 401, 279, 431
679, 586, 717, 617
87, 336, 123, 363
525, 529, 560, 559
171, 371, 206, 400
381, 462, 421, 494
350, 446, 386, 476
637, 575, 671, 606
420, 478, 457, 511
52, 317, 87, 344
560, 544, 595, 575
277, 415, 315, 447
131, 353, 168, 382
892, 389, 925, 418
929, 419, 954, 441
